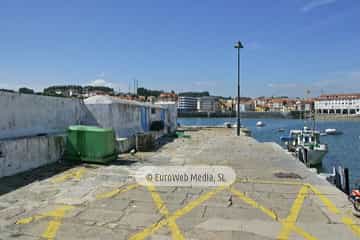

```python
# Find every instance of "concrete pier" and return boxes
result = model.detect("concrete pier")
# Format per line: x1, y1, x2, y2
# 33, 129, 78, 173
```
1, 128, 360, 240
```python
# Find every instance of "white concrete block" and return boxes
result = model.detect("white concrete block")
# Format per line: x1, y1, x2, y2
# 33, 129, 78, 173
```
0, 135, 65, 178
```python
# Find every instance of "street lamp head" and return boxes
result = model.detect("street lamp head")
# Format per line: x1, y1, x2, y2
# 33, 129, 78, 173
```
234, 41, 244, 49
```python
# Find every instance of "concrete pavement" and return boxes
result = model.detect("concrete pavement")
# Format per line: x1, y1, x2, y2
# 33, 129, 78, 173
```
1, 127, 360, 240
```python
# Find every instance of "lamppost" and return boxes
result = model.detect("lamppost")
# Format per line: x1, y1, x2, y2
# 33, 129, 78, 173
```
234, 41, 244, 136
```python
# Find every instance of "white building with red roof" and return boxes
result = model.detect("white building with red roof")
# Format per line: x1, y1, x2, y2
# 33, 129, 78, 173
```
315, 93, 360, 115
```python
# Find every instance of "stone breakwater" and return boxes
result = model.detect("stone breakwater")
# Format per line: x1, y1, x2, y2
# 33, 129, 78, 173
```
1, 127, 360, 240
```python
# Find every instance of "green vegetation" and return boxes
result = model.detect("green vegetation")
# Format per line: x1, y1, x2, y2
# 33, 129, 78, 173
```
0, 88, 15, 93
137, 87, 164, 97
43, 85, 114, 97
19, 87, 35, 94
43, 85, 82, 96
178, 91, 210, 97
83, 85, 114, 93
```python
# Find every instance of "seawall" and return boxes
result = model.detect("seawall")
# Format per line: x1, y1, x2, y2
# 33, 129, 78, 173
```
315, 114, 360, 121
178, 111, 297, 119
0, 92, 177, 178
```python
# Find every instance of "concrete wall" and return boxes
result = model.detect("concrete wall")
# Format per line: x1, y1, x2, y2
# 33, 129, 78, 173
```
0, 92, 176, 177
0, 134, 65, 178
0, 91, 85, 140
83, 96, 169, 138
155, 102, 177, 133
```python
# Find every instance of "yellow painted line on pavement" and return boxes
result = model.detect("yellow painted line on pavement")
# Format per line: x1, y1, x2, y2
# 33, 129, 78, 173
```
236, 178, 304, 186
16, 205, 74, 225
231, 186, 317, 240
51, 167, 87, 184
129, 185, 226, 240
16, 205, 74, 240
96, 183, 139, 200
147, 184, 185, 240
290, 225, 318, 240
306, 184, 340, 215
16, 215, 45, 224
230, 188, 278, 220
277, 185, 308, 240
342, 216, 360, 237
42, 220, 61, 240
308, 184, 360, 238
238, 177, 360, 237
170, 185, 226, 219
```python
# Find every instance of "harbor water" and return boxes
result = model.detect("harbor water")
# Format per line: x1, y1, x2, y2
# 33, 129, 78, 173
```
178, 117, 360, 189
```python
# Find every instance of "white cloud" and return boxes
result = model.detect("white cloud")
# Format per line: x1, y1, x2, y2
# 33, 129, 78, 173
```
89, 78, 112, 87
88, 78, 131, 93
301, 0, 336, 12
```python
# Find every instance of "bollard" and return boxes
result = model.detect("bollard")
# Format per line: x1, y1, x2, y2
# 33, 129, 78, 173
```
344, 168, 350, 195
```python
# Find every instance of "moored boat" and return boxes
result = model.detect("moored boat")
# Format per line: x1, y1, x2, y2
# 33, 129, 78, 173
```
256, 121, 265, 127
281, 127, 328, 166
325, 128, 342, 135
224, 122, 232, 128
278, 128, 285, 132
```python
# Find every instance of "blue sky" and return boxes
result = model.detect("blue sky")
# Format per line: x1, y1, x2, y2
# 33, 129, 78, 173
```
0, 0, 359, 98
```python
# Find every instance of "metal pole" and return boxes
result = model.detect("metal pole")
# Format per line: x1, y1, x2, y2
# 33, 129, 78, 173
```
344, 168, 350, 195
237, 47, 240, 136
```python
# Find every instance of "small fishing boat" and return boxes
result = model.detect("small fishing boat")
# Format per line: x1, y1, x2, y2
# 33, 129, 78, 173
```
224, 122, 232, 128
281, 127, 328, 166
278, 128, 285, 132
256, 121, 266, 127
325, 128, 342, 135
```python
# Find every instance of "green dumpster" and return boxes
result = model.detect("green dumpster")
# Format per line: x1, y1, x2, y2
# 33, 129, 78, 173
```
64, 125, 117, 163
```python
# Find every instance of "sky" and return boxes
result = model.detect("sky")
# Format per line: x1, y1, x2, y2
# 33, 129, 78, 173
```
0, 0, 360, 98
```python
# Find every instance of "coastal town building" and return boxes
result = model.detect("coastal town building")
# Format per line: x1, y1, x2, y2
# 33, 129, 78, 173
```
223, 99, 235, 112
158, 92, 178, 102
254, 97, 270, 112
146, 96, 157, 103
315, 93, 360, 115
216, 99, 232, 112
236, 100, 255, 112
268, 98, 296, 112
197, 96, 220, 112
177, 96, 198, 112
255, 104, 269, 112
296, 99, 315, 112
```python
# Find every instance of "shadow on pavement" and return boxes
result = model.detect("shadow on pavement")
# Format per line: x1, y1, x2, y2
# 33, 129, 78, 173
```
0, 161, 79, 196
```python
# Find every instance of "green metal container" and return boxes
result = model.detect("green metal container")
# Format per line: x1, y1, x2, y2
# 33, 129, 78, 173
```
64, 125, 117, 163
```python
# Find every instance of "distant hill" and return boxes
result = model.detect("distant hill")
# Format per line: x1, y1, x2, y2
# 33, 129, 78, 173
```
0, 88, 15, 93
137, 87, 164, 97
178, 91, 210, 98
43, 85, 114, 97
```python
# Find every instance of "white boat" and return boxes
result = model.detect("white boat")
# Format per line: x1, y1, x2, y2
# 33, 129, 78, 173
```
325, 128, 342, 135
298, 143, 328, 166
224, 122, 232, 128
281, 127, 328, 166
256, 121, 265, 127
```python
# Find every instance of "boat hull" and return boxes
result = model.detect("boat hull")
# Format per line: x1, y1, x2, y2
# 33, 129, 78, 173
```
298, 147, 327, 166
306, 149, 327, 166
